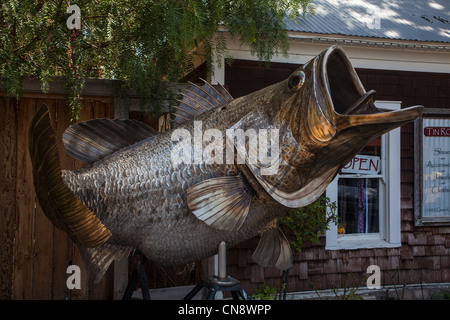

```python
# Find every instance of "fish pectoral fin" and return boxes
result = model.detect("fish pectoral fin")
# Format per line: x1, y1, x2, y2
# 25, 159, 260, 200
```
187, 175, 253, 232
252, 219, 292, 270
63, 118, 158, 164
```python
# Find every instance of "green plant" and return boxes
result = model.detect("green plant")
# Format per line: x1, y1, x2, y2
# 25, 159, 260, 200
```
440, 292, 450, 300
0, 0, 315, 121
251, 283, 278, 300
384, 266, 410, 300
309, 273, 364, 300
280, 196, 338, 252
331, 273, 363, 300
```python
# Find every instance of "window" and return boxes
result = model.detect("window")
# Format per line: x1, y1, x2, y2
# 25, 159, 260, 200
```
338, 142, 381, 235
325, 101, 402, 250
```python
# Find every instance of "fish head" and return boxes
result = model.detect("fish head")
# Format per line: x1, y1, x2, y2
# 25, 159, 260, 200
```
238, 45, 423, 208
285, 45, 422, 149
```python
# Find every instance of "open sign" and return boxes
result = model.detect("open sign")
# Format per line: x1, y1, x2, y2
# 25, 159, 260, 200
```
341, 154, 381, 175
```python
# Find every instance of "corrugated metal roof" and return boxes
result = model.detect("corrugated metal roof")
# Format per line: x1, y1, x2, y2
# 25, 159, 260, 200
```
286, 0, 450, 43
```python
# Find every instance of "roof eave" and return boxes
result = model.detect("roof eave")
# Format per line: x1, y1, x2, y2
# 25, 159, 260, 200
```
286, 31, 450, 51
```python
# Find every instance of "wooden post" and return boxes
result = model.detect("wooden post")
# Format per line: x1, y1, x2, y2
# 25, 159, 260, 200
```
13, 99, 38, 299
113, 256, 129, 300
0, 98, 17, 299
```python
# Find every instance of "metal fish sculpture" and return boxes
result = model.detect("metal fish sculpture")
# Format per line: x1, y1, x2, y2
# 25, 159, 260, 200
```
29, 46, 422, 282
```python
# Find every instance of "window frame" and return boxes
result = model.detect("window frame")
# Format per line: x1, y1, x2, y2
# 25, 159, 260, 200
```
325, 101, 402, 250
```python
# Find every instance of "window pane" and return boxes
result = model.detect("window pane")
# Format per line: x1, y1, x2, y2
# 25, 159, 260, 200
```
360, 137, 381, 157
338, 178, 380, 234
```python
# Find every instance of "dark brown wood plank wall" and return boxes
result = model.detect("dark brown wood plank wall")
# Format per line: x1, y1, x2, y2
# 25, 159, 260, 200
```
0, 95, 116, 300
0, 98, 17, 299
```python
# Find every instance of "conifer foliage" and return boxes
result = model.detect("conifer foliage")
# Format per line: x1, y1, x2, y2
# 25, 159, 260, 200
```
0, 0, 313, 120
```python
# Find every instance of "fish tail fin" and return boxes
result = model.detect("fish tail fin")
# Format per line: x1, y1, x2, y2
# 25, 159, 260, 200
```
28, 104, 111, 247
79, 243, 132, 283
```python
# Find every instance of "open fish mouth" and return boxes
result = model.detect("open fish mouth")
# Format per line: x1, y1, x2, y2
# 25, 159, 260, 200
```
304, 45, 423, 144
320, 45, 372, 118
271, 45, 423, 208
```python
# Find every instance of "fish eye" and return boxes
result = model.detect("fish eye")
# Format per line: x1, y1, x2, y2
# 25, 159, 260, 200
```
288, 70, 305, 91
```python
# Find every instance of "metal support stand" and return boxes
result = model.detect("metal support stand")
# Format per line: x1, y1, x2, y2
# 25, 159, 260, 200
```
183, 241, 249, 300
122, 255, 151, 300
279, 268, 290, 300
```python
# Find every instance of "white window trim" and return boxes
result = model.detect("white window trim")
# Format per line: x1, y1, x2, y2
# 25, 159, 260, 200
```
325, 101, 402, 250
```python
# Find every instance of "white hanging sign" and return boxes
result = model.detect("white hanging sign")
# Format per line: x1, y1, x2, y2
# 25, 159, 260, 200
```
422, 119, 450, 218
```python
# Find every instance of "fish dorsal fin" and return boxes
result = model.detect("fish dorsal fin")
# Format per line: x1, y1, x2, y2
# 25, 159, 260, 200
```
187, 175, 254, 232
252, 219, 293, 270
172, 79, 233, 127
63, 118, 158, 164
